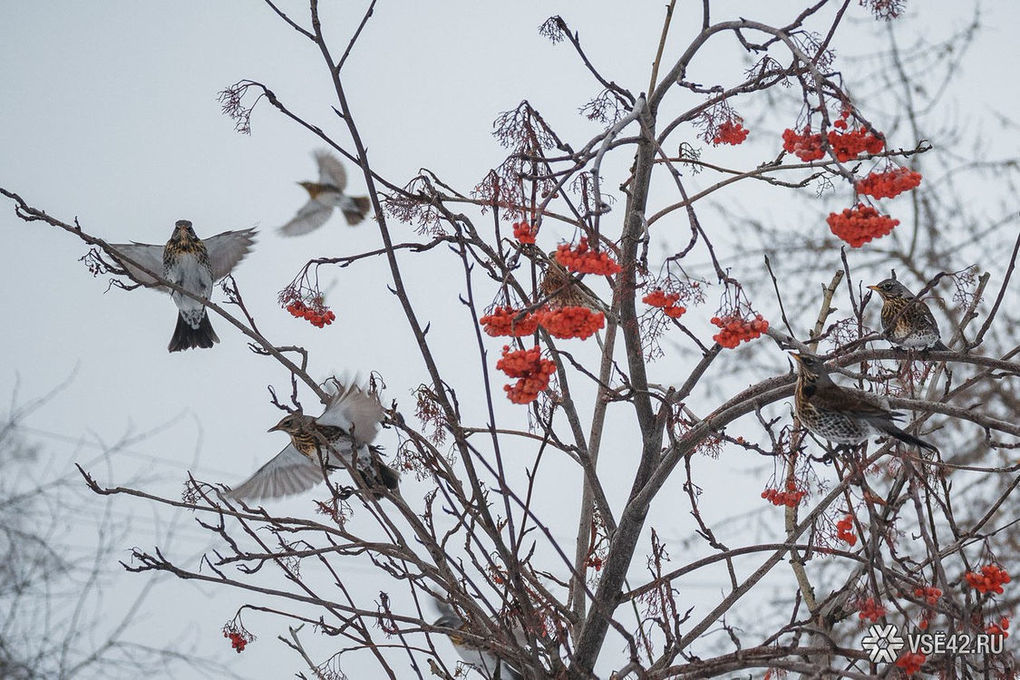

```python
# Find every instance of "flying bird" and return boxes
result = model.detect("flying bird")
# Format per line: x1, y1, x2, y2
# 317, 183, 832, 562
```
228, 380, 399, 502
791, 353, 937, 452
867, 278, 948, 350
433, 599, 524, 680
108, 220, 256, 352
279, 151, 371, 236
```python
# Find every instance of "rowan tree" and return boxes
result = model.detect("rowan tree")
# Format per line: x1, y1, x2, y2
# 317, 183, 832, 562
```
3, 1, 1018, 678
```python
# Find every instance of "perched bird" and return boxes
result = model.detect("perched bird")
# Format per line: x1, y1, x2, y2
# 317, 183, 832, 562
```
433, 600, 524, 680
541, 255, 588, 308
279, 151, 371, 236
228, 380, 399, 502
540, 251, 607, 313
791, 353, 937, 452
867, 278, 948, 351
108, 220, 256, 352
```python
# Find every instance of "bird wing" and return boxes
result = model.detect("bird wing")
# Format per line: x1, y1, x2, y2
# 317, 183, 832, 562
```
917, 302, 941, 334
315, 150, 348, 191
202, 228, 257, 280
811, 385, 901, 424
106, 242, 167, 288
317, 381, 383, 445
227, 443, 324, 502
279, 198, 333, 236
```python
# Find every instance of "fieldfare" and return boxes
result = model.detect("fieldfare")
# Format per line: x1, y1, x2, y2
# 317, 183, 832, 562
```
279, 151, 371, 236
228, 380, 399, 502
867, 278, 948, 350
792, 353, 937, 452
433, 600, 524, 680
108, 220, 256, 352
540, 251, 607, 314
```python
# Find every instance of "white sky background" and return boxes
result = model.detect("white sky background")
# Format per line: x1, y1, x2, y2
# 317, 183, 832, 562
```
2, 2, 1018, 678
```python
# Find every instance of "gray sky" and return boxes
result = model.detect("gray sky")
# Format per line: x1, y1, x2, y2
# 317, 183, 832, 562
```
2, 2, 1018, 677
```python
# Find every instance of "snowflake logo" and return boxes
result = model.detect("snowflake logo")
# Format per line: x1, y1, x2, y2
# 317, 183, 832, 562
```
861, 624, 904, 663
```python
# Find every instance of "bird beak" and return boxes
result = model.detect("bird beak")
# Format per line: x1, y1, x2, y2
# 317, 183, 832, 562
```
866, 285, 879, 292
789, 352, 802, 362
267, 423, 282, 433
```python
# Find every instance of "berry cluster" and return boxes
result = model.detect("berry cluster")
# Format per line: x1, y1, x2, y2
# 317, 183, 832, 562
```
222, 625, 253, 653
586, 555, 604, 571
826, 204, 899, 247
856, 167, 923, 199
496, 345, 556, 404
643, 289, 686, 319
536, 306, 605, 340
965, 564, 1011, 594
225, 631, 248, 653
826, 122, 884, 161
858, 597, 886, 623
480, 305, 604, 340
835, 514, 857, 546
761, 481, 805, 507
555, 237, 622, 276
986, 616, 1011, 640
895, 652, 926, 676
782, 127, 825, 161
712, 119, 749, 146
285, 299, 337, 327
782, 114, 884, 163
513, 220, 538, 244
913, 586, 942, 605
711, 314, 769, 349
480, 306, 540, 337
914, 585, 942, 631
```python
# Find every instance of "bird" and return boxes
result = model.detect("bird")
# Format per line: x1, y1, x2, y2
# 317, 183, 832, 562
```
228, 379, 399, 502
279, 151, 371, 236
107, 220, 256, 352
540, 251, 608, 314
791, 353, 937, 452
433, 599, 524, 680
867, 278, 948, 351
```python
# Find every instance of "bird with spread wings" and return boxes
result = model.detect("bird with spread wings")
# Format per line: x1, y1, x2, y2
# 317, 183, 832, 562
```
228, 379, 399, 502
279, 151, 371, 236
107, 220, 256, 352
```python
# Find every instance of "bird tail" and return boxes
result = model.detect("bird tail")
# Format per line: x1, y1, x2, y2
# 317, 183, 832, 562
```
881, 423, 938, 453
432, 598, 459, 626
168, 311, 219, 352
932, 339, 949, 351
376, 460, 401, 491
342, 196, 371, 226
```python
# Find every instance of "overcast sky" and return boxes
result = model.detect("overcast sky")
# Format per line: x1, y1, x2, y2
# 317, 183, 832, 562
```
2, 2, 1017, 678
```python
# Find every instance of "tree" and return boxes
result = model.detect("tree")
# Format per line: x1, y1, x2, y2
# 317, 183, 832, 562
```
3, 1, 1018, 678
0, 383, 243, 679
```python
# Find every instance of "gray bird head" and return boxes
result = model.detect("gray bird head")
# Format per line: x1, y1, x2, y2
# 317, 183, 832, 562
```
268, 412, 311, 434
171, 219, 197, 241
867, 278, 913, 300
297, 181, 322, 198
791, 352, 832, 384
